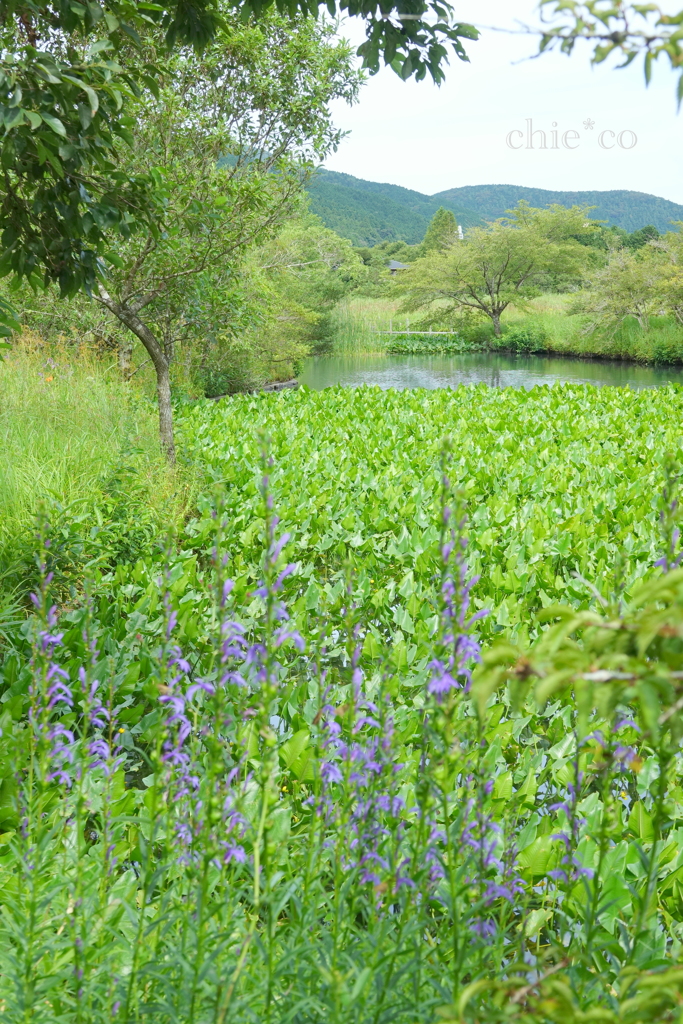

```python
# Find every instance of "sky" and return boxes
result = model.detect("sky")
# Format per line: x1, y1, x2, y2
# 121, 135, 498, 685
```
325, 0, 683, 203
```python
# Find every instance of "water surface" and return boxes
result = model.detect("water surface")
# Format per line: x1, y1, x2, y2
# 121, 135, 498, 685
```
299, 353, 683, 391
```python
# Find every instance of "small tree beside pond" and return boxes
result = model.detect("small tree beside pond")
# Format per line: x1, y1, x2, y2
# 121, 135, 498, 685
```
92, 12, 360, 462
399, 203, 593, 338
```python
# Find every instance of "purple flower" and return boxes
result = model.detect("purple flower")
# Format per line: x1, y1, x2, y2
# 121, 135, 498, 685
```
471, 917, 496, 938
614, 744, 638, 770
187, 680, 216, 701
222, 843, 246, 864
273, 626, 305, 651
427, 659, 459, 698
321, 761, 343, 784
615, 718, 639, 732
427, 503, 487, 702
46, 724, 76, 787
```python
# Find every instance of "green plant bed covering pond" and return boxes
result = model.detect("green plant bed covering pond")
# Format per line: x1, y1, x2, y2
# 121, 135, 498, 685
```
385, 332, 472, 354
5, 384, 683, 1022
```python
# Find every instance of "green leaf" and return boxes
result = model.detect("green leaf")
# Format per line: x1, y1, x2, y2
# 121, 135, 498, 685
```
104, 251, 125, 268
23, 110, 42, 130
524, 907, 552, 938
628, 802, 654, 843
40, 113, 67, 138
279, 729, 309, 770
493, 770, 512, 801
518, 834, 561, 877
517, 767, 538, 806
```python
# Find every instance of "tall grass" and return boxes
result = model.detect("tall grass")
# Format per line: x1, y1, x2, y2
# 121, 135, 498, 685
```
0, 341, 188, 602
328, 297, 414, 354
506, 296, 683, 363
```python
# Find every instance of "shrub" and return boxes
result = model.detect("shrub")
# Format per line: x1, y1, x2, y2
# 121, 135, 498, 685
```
499, 322, 549, 353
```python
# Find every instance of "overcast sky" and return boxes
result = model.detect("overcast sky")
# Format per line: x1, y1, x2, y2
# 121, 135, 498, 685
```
326, 0, 683, 204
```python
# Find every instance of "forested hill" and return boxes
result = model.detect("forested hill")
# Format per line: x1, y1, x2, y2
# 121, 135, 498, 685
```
306, 169, 483, 245
434, 184, 683, 234
307, 169, 683, 243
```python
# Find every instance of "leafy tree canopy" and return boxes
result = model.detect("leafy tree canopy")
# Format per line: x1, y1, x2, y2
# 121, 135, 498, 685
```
88, 8, 360, 461
420, 205, 457, 253
399, 203, 592, 336
0, 0, 478, 311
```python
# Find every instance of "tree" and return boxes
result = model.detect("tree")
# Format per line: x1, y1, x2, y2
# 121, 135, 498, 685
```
570, 247, 669, 333
91, 12, 360, 461
626, 225, 660, 250
420, 207, 457, 253
187, 215, 365, 395
255, 215, 365, 329
653, 226, 683, 327
399, 204, 591, 337
0, 1, 478, 321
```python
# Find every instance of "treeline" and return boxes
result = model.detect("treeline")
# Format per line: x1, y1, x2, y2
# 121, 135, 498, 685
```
358, 204, 683, 363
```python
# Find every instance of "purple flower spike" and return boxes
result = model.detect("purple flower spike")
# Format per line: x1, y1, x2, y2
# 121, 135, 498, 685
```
321, 761, 343, 784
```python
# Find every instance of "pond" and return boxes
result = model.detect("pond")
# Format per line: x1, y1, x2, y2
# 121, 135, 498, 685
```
298, 352, 683, 391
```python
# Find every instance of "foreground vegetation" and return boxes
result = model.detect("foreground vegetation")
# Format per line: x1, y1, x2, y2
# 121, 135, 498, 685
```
6, 0, 683, 1018
4, 368, 683, 1020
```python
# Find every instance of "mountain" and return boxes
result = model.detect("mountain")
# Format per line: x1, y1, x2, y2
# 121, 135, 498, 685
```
307, 169, 683, 244
306, 169, 483, 246
433, 184, 683, 234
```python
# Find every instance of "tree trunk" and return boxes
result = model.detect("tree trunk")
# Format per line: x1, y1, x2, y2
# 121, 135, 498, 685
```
119, 338, 134, 379
492, 312, 502, 337
97, 285, 176, 464
156, 359, 176, 463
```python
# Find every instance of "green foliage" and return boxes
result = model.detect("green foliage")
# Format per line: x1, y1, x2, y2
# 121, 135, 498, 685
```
0, 344, 185, 599
420, 206, 458, 253
88, 10, 361, 458
399, 203, 591, 337
385, 332, 470, 353
308, 174, 683, 249
433, 184, 683, 234
626, 224, 661, 250
571, 247, 670, 334
539, 1, 683, 107
173, 385, 683, 650
5, 390, 683, 1021
498, 323, 549, 354
0, 0, 476, 321
307, 168, 482, 246
355, 238, 420, 268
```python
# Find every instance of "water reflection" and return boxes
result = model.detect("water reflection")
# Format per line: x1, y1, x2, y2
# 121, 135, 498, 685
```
299, 353, 683, 391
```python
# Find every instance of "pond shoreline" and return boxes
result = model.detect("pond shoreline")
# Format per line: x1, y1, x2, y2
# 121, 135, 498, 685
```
356, 343, 683, 370
490, 345, 683, 369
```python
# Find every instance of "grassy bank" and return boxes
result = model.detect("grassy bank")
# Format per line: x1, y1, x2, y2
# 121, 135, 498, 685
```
328, 292, 683, 364
0, 343, 190, 602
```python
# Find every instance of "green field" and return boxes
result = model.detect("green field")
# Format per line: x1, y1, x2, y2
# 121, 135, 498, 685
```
4, 380, 683, 1022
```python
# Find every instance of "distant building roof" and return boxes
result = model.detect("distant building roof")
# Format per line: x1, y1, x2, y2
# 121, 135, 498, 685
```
387, 260, 410, 272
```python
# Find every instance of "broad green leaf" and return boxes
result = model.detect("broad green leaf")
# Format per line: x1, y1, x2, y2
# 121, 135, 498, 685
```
628, 802, 655, 843
40, 113, 67, 137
